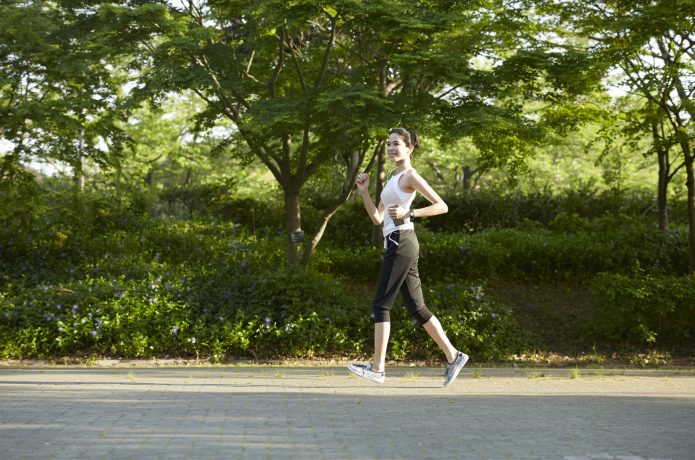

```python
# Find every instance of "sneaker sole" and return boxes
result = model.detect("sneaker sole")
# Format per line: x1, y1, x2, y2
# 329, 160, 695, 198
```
443, 354, 469, 387
347, 365, 385, 384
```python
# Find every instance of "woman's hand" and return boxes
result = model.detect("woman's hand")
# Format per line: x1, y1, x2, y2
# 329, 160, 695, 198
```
355, 173, 384, 225
356, 173, 370, 192
387, 204, 407, 220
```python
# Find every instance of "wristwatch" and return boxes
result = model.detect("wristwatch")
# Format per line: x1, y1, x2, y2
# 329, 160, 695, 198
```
408, 209, 415, 220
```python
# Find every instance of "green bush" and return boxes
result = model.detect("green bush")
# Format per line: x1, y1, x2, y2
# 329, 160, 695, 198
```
0, 197, 527, 361
422, 188, 687, 233
317, 221, 688, 282
1, 181, 690, 361
152, 183, 688, 243
386, 282, 529, 361
588, 273, 695, 347
0, 266, 527, 361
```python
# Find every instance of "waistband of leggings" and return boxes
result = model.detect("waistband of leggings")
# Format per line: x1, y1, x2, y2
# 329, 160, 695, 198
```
384, 229, 415, 248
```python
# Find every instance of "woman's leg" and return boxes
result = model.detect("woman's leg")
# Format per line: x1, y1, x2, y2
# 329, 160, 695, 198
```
423, 316, 457, 363
369, 232, 407, 371
396, 232, 458, 364
372, 321, 391, 372
423, 312, 469, 387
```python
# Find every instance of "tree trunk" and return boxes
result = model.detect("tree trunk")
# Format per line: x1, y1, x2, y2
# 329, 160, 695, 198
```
657, 154, 669, 231
73, 156, 84, 192
73, 129, 85, 220
302, 206, 339, 265
654, 122, 670, 231
372, 141, 386, 247
427, 159, 446, 182
73, 128, 85, 193
284, 187, 303, 265
681, 141, 695, 273
463, 165, 473, 191
183, 167, 193, 186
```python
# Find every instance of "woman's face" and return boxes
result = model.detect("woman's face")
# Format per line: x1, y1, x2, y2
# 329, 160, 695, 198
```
386, 133, 413, 164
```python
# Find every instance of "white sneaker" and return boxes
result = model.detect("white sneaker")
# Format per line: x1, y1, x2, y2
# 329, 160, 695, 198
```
443, 351, 469, 387
347, 363, 385, 383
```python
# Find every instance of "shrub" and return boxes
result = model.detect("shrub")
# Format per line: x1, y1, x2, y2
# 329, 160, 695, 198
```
386, 282, 529, 361
588, 273, 695, 348
422, 188, 688, 233
320, 199, 377, 246
318, 222, 688, 282
1, 181, 688, 361
0, 259, 528, 361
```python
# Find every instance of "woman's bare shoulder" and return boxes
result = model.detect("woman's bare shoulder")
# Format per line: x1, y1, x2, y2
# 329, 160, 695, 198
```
401, 168, 427, 192
405, 168, 429, 184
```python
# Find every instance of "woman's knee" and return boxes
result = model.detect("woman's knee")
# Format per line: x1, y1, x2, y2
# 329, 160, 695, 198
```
409, 304, 433, 325
372, 305, 391, 323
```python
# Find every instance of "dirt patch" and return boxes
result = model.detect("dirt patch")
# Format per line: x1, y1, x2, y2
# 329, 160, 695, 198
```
486, 278, 595, 355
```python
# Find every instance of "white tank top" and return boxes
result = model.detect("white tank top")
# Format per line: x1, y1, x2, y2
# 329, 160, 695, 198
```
381, 168, 416, 237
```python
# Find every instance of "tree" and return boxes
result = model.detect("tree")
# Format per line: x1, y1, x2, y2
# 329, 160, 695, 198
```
562, 0, 695, 271
92, 0, 556, 264
114, 92, 239, 190
624, 100, 685, 230
0, 0, 129, 195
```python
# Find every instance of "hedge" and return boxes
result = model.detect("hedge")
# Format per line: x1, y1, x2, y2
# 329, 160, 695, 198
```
588, 273, 695, 348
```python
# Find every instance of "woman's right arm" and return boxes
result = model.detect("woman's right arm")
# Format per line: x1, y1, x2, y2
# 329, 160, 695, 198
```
356, 173, 384, 225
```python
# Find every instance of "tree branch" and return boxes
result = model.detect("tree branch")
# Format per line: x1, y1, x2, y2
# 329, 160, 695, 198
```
361, 140, 383, 175
244, 49, 260, 83
315, 15, 337, 88
288, 39, 309, 95
282, 134, 291, 176
301, 146, 368, 265
269, 28, 285, 98
436, 85, 462, 100
426, 159, 446, 182
297, 118, 311, 182
668, 160, 686, 181
192, 72, 283, 182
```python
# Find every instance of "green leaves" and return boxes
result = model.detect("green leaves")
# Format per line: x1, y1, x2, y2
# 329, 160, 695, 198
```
590, 272, 695, 346
0, 1, 133, 170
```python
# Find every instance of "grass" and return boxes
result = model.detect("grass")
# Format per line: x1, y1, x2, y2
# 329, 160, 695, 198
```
569, 367, 580, 379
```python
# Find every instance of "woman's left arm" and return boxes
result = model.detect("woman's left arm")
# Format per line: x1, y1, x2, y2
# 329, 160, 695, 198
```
405, 170, 448, 218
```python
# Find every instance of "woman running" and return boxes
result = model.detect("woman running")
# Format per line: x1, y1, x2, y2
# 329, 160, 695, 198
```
348, 128, 469, 386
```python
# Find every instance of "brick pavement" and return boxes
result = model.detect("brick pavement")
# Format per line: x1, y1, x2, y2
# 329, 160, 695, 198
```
0, 366, 693, 459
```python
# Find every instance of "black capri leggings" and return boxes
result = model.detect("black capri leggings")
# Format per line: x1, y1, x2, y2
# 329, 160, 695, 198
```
372, 230, 434, 324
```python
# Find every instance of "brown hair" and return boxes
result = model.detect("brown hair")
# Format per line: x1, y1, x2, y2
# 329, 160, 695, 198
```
389, 127, 419, 150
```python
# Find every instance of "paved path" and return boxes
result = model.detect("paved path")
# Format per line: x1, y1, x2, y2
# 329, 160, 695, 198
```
0, 366, 693, 459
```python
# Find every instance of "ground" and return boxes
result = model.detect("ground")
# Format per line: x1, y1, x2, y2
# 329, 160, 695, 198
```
1, 366, 693, 459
